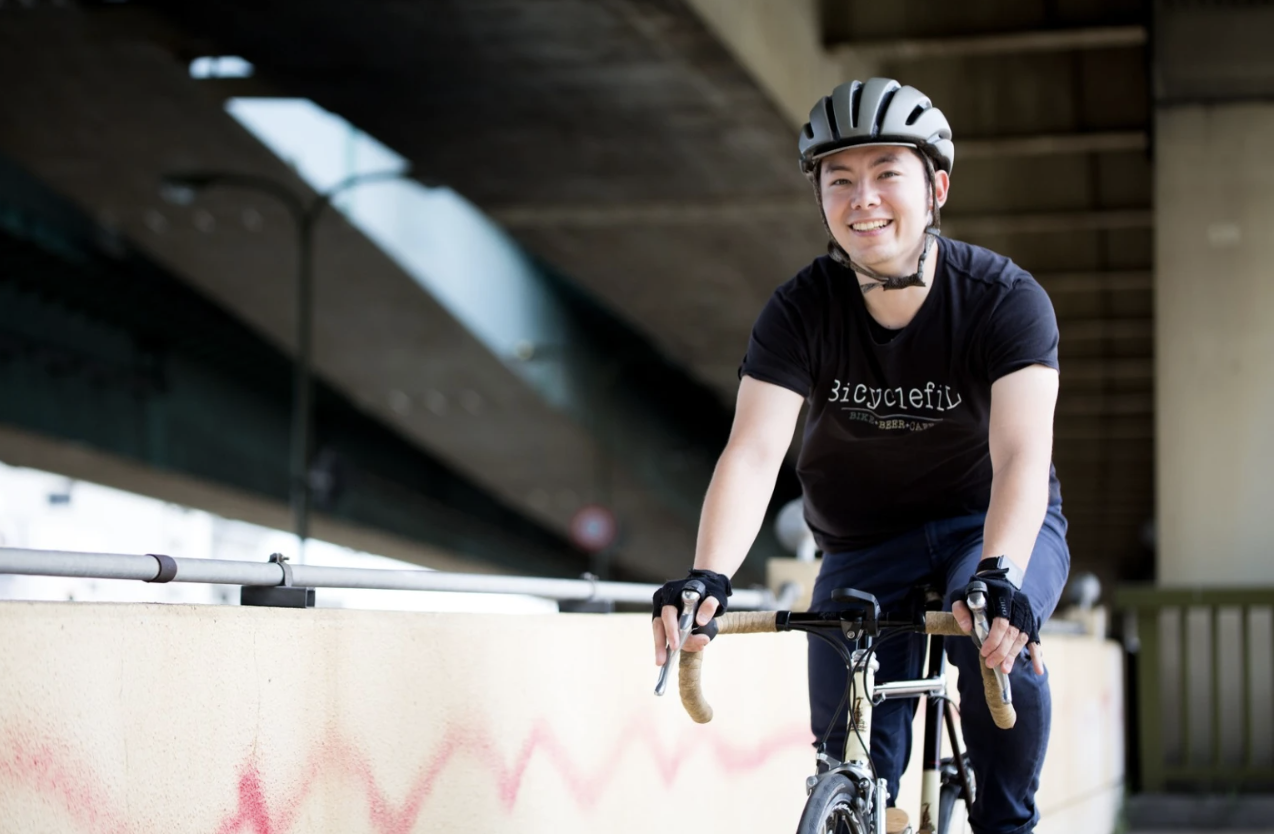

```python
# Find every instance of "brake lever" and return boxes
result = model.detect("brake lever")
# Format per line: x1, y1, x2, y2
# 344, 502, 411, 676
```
965, 581, 1012, 704
654, 580, 705, 696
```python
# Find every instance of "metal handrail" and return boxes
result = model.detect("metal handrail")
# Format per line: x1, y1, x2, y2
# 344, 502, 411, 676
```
0, 547, 790, 610
1115, 583, 1274, 793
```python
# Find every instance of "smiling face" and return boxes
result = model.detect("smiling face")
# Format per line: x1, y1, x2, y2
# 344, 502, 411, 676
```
818, 144, 950, 276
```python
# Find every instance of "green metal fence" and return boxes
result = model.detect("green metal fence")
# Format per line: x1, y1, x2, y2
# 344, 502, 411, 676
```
1116, 586, 1274, 793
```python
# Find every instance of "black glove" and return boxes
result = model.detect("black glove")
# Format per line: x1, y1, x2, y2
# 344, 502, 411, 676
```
950, 573, 1040, 644
652, 569, 732, 627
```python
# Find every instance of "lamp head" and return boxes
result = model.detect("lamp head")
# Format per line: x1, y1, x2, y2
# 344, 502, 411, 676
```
159, 173, 217, 206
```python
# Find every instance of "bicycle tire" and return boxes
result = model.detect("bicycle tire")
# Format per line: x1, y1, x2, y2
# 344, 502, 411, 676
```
937, 782, 961, 834
796, 773, 873, 834
936, 756, 974, 834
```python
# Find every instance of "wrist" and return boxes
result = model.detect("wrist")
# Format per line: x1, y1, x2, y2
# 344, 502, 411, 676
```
974, 555, 1024, 589
688, 568, 733, 597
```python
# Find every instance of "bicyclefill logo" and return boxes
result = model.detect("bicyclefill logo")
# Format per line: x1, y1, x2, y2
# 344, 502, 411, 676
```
827, 378, 963, 432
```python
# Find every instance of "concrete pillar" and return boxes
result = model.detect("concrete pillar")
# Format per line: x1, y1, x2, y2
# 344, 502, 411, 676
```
1155, 103, 1274, 586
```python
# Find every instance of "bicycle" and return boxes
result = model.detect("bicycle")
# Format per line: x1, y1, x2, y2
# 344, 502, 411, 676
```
671, 583, 1016, 834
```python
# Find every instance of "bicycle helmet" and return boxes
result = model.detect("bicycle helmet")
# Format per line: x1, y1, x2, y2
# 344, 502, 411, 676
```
798, 78, 954, 289
799, 78, 954, 176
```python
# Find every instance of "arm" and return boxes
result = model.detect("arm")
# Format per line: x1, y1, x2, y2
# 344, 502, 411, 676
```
653, 376, 804, 663
953, 363, 1059, 674
983, 363, 1059, 574
695, 376, 805, 577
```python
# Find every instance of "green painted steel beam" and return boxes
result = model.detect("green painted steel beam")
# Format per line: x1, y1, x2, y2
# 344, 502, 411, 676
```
1114, 585, 1274, 608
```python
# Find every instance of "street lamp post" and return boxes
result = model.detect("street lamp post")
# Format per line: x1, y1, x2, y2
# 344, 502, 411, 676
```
513, 341, 622, 580
161, 168, 406, 557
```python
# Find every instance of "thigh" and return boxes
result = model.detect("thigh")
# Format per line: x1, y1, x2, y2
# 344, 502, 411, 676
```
811, 527, 936, 618
810, 527, 939, 691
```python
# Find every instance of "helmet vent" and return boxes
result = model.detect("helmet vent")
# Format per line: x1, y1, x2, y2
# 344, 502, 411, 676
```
906, 102, 927, 126
871, 88, 896, 138
824, 98, 839, 139
848, 83, 863, 130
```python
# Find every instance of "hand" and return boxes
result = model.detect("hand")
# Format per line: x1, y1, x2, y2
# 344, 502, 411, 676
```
652, 596, 720, 665
952, 599, 1046, 677
651, 569, 732, 665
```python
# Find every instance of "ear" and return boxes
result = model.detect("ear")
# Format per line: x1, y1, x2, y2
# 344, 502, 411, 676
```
933, 169, 950, 209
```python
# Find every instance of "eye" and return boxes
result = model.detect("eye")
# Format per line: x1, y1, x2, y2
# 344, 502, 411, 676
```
879, 170, 900, 179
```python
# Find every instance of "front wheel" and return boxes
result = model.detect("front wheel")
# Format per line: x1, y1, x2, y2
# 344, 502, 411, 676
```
797, 773, 873, 834
936, 782, 961, 834
936, 754, 974, 834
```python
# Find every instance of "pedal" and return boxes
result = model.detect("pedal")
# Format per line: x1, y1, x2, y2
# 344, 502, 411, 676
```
886, 807, 912, 834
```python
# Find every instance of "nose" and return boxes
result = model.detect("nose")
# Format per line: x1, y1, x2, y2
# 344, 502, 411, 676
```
849, 178, 881, 211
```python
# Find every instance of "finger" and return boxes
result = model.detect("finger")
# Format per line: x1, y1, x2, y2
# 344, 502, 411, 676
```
661, 606, 681, 653
1002, 632, 1030, 675
985, 626, 1020, 669
682, 633, 711, 653
951, 601, 972, 633
652, 618, 667, 666
695, 596, 720, 626
1029, 642, 1046, 675
982, 617, 1009, 657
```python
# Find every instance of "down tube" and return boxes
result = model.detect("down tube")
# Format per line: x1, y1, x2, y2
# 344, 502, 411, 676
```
920, 631, 946, 832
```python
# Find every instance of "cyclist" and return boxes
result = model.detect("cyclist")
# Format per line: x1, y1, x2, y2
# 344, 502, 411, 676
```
653, 77, 1070, 834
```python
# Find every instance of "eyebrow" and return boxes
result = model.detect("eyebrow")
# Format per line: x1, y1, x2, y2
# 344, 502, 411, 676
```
823, 152, 902, 174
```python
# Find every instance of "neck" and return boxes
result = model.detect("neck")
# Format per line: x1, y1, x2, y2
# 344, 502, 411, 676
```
857, 237, 939, 328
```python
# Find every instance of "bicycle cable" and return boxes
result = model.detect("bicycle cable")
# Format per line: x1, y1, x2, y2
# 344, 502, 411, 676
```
813, 625, 911, 781
810, 623, 921, 773
846, 627, 911, 785
809, 629, 857, 756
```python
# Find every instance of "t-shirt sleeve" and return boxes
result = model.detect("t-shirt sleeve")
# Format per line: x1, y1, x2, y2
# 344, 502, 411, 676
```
738, 284, 814, 398
983, 278, 1059, 383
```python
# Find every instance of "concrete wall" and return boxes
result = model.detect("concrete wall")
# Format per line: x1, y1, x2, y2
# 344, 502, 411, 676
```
0, 602, 1120, 833
1155, 104, 1274, 587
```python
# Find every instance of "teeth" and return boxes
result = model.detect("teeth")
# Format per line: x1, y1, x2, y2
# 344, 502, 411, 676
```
852, 220, 891, 231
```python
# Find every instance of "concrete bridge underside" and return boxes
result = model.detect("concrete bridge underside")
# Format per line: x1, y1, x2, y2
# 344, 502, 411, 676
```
5, 0, 1262, 590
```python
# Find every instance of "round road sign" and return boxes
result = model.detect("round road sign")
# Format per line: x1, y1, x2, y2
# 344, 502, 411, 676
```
569, 504, 617, 553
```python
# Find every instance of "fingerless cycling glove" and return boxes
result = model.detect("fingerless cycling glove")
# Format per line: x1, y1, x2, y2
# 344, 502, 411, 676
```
651, 569, 732, 622
951, 574, 1040, 644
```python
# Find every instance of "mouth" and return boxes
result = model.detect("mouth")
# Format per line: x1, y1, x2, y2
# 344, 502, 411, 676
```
849, 219, 892, 236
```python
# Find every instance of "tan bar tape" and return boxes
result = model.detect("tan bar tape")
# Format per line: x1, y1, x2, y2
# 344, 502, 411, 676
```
924, 611, 966, 636
926, 612, 1017, 729
980, 663, 1017, 729
678, 650, 712, 723
719, 611, 781, 635
679, 610, 1015, 729
678, 612, 776, 723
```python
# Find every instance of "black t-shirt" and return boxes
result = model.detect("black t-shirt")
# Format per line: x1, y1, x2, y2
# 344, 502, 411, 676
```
740, 236, 1063, 553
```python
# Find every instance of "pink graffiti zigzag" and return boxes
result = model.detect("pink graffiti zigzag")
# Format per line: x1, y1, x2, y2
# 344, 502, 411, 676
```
0, 711, 812, 833
0, 727, 129, 834
212, 711, 813, 834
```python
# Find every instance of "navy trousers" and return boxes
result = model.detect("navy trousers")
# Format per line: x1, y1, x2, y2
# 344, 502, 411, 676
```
807, 505, 1070, 834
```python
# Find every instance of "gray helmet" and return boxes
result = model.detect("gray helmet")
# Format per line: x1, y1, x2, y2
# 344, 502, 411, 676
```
799, 78, 954, 176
